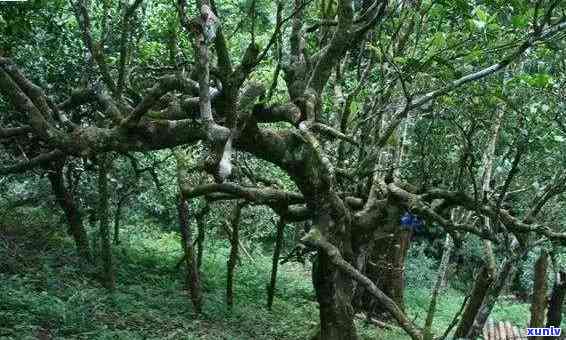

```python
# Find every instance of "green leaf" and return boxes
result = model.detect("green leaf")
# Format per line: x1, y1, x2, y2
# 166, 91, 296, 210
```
393, 56, 406, 65
529, 73, 553, 88
511, 15, 529, 28
464, 48, 483, 63
474, 8, 489, 23
470, 19, 486, 31
470, 6, 492, 31
368, 44, 380, 56
403, 58, 424, 72
431, 32, 447, 49
350, 100, 360, 114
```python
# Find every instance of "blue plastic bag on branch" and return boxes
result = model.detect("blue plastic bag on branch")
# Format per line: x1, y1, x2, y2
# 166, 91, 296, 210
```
400, 212, 424, 233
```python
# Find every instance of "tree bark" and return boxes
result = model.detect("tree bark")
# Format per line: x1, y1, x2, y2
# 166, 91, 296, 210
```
113, 198, 124, 245
390, 228, 411, 311
454, 109, 506, 337
227, 201, 245, 309
196, 203, 209, 269
453, 265, 494, 338
47, 164, 91, 262
177, 195, 203, 313
466, 257, 517, 339
308, 199, 358, 340
267, 216, 285, 310
303, 223, 423, 340
546, 271, 566, 339
97, 156, 115, 291
480, 109, 506, 276
361, 204, 406, 316
530, 250, 549, 335
423, 234, 453, 340
312, 251, 358, 340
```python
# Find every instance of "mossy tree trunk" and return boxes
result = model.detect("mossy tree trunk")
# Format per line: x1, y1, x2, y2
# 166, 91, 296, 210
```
310, 211, 358, 340
196, 203, 209, 270
423, 235, 453, 340
358, 204, 407, 316
227, 201, 245, 309
113, 198, 124, 245
267, 216, 286, 310
546, 271, 566, 339
97, 156, 115, 291
177, 194, 203, 313
453, 265, 494, 338
47, 162, 91, 262
466, 257, 518, 339
530, 250, 549, 337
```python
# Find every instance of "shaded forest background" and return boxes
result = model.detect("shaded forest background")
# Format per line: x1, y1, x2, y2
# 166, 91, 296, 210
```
1, 0, 566, 339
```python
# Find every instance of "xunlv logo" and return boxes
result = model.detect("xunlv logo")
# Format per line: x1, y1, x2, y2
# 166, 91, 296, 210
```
526, 326, 562, 337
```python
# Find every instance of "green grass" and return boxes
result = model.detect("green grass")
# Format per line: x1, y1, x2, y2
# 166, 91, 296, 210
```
401, 287, 530, 338
0, 222, 530, 339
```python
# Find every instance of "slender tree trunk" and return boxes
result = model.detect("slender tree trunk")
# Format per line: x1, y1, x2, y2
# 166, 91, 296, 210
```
227, 202, 244, 309
174, 150, 204, 312
480, 109, 506, 276
530, 250, 549, 337
113, 199, 123, 245
97, 156, 115, 291
453, 265, 494, 338
196, 203, 209, 269
390, 229, 411, 312
466, 257, 517, 339
267, 216, 285, 310
196, 218, 205, 269
423, 234, 453, 340
48, 164, 91, 262
483, 236, 497, 276
546, 271, 566, 339
454, 109, 506, 337
177, 195, 203, 313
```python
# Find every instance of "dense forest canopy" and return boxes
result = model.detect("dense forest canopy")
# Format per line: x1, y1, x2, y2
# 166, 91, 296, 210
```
1, 0, 566, 339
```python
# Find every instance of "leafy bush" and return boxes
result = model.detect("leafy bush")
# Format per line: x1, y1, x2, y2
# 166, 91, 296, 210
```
405, 243, 438, 289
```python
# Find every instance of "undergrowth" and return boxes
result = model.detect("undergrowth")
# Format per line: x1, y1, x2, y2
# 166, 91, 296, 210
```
0, 222, 530, 339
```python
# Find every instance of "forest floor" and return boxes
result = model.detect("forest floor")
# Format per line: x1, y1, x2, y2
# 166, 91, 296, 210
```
0, 221, 530, 339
